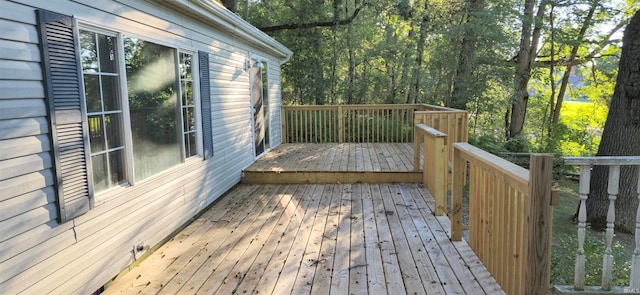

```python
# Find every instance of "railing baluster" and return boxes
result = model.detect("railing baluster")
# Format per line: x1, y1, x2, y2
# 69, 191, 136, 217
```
602, 165, 621, 290
575, 164, 590, 290
631, 170, 640, 291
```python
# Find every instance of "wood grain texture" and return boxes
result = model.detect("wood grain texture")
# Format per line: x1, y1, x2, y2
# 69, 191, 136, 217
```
102, 183, 503, 295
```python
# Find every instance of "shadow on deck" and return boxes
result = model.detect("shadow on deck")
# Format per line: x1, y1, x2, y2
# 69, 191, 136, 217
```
103, 143, 504, 294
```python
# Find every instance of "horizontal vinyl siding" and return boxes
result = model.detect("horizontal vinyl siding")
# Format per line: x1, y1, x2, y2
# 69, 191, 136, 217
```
0, 0, 286, 294
0, 7, 63, 295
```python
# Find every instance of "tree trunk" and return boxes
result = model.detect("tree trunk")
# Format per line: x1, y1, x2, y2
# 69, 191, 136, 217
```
550, 2, 597, 126
586, 10, 640, 232
222, 0, 238, 12
408, 10, 429, 104
507, 0, 547, 138
449, 0, 485, 110
313, 30, 325, 105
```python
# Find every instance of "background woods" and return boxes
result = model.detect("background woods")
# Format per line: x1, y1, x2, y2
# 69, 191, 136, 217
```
221, 0, 640, 229
229, 0, 637, 155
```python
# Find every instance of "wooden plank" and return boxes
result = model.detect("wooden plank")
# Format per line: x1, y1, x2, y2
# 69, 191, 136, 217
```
339, 143, 350, 171
270, 184, 325, 293
310, 184, 340, 295
291, 184, 333, 294
231, 184, 299, 294
102, 185, 256, 293
137, 185, 272, 294
241, 171, 422, 184
182, 185, 282, 294
252, 184, 315, 294
202, 184, 291, 294
329, 184, 352, 294
369, 184, 407, 294
360, 184, 387, 295
394, 185, 446, 294
379, 184, 426, 295
408, 184, 486, 294
377, 143, 393, 172
525, 154, 553, 295
403, 185, 464, 294
348, 184, 367, 295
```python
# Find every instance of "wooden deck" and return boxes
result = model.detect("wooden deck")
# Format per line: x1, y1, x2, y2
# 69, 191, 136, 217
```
242, 143, 423, 184
103, 183, 503, 295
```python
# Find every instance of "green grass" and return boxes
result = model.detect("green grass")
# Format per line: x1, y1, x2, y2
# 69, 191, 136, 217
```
550, 178, 634, 287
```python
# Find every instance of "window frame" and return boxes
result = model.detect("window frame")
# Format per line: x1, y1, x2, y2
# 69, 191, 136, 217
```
248, 54, 271, 157
77, 23, 205, 197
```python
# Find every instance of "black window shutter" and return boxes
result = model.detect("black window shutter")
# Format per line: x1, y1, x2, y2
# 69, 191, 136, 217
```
37, 10, 93, 223
199, 51, 213, 159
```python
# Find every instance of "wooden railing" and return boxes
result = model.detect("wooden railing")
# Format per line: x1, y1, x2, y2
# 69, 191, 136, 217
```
414, 124, 447, 216
555, 157, 640, 294
414, 110, 468, 163
281, 104, 454, 143
451, 143, 554, 295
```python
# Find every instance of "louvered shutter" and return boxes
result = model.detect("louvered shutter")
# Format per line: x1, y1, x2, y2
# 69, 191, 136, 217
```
199, 51, 213, 159
37, 10, 93, 222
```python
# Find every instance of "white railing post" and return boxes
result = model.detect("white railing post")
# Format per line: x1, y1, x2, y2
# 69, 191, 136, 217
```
602, 165, 621, 290
575, 165, 590, 290
631, 171, 640, 291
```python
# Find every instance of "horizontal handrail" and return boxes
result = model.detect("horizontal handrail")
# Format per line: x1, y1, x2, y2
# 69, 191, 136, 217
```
452, 142, 553, 295
562, 156, 640, 165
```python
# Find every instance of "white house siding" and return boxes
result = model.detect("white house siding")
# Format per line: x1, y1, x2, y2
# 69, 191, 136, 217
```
268, 65, 283, 146
0, 0, 290, 294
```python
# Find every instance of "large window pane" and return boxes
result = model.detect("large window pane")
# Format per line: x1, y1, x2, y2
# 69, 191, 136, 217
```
125, 36, 182, 180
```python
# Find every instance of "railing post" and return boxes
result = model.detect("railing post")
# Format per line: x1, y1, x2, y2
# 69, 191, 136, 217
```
631, 171, 640, 291
525, 154, 553, 295
337, 105, 343, 144
431, 134, 446, 216
413, 121, 421, 172
281, 106, 288, 143
602, 165, 620, 291
451, 145, 464, 241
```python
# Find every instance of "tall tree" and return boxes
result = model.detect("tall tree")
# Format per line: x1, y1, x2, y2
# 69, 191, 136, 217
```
506, 0, 547, 139
448, 0, 486, 110
586, 9, 640, 232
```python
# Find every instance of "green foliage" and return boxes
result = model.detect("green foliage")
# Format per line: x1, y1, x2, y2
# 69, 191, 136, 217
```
468, 133, 507, 155
239, 0, 636, 158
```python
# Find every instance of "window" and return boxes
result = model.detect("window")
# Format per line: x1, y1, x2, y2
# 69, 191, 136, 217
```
78, 30, 201, 192
80, 30, 126, 192
39, 10, 213, 221
180, 52, 197, 158
123, 36, 183, 181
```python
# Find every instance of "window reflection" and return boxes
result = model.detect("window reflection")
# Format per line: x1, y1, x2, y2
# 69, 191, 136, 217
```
124, 36, 182, 180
